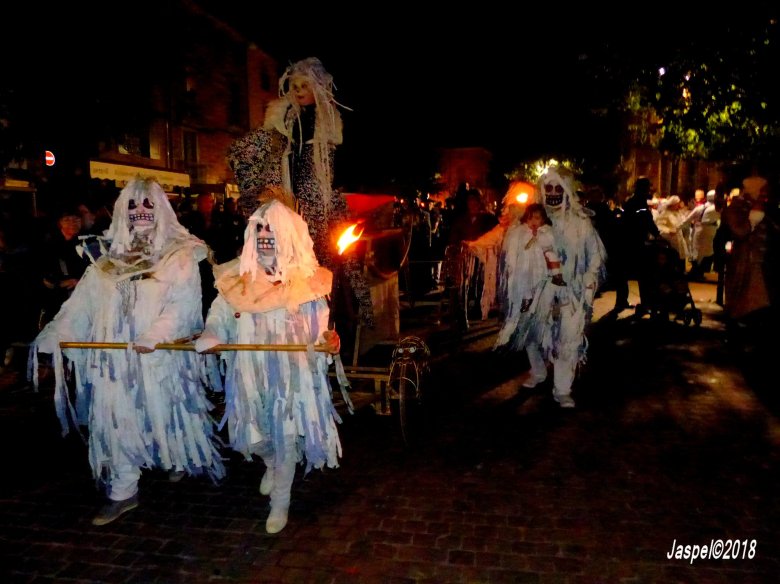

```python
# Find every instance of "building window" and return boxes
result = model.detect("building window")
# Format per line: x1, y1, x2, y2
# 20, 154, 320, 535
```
183, 130, 198, 166
118, 130, 150, 158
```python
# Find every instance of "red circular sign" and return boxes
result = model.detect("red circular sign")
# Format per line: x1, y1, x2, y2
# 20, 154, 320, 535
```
45, 150, 55, 166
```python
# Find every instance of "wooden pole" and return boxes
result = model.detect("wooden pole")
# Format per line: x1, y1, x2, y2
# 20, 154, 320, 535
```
59, 342, 330, 352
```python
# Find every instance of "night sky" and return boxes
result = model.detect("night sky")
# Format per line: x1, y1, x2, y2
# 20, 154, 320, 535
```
4, 1, 775, 192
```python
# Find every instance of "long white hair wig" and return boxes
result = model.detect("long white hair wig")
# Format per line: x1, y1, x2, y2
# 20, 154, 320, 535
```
105, 178, 193, 256
239, 199, 319, 284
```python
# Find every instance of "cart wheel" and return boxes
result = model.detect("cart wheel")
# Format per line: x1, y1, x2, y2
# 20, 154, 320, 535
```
390, 337, 430, 447
692, 309, 703, 327
395, 363, 420, 446
682, 311, 693, 326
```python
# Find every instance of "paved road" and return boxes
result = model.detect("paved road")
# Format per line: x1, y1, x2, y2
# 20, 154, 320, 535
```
1, 280, 778, 583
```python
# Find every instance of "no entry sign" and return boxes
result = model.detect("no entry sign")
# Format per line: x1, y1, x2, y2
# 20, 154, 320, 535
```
45, 150, 56, 166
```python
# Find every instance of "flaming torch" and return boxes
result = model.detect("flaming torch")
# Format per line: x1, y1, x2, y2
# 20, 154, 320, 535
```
329, 222, 364, 330
337, 223, 364, 256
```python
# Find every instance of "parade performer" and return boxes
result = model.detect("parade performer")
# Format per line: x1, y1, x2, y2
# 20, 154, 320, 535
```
524, 165, 606, 408
195, 195, 342, 534
31, 178, 225, 526
464, 183, 534, 320
228, 57, 374, 327
495, 203, 567, 361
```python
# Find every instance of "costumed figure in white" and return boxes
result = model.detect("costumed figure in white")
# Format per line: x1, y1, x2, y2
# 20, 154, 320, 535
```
654, 195, 689, 268
524, 166, 606, 408
682, 189, 720, 278
464, 183, 534, 320
195, 197, 342, 534
31, 178, 225, 525
228, 57, 374, 327
495, 203, 567, 370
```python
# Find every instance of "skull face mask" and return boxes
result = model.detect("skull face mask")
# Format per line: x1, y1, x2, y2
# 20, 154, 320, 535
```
256, 222, 277, 273
537, 166, 579, 216
239, 198, 320, 285
543, 181, 565, 210
128, 195, 156, 231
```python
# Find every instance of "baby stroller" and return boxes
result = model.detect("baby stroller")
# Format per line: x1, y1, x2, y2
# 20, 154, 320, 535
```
635, 239, 703, 327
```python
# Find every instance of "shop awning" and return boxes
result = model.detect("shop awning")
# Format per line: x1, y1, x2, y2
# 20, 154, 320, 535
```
89, 161, 191, 188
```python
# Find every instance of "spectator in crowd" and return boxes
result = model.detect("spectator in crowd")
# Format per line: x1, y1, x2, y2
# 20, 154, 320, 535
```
611, 177, 660, 312
721, 176, 778, 345
38, 208, 91, 328
682, 189, 720, 280
654, 195, 689, 270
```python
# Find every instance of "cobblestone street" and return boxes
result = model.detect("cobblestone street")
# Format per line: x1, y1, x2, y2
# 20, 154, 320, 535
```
1, 281, 778, 583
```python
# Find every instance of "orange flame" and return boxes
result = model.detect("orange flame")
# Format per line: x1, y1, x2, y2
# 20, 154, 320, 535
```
337, 223, 363, 255
515, 192, 529, 204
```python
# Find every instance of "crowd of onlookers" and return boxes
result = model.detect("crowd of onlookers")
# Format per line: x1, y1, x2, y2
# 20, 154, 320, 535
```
0, 185, 243, 369
3, 174, 777, 371
392, 174, 778, 355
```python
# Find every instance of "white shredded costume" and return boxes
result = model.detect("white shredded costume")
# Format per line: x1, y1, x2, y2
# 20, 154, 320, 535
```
495, 223, 561, 351
523, 167, 607, 406
31, 179, 225, 506
195, 199, 342, 534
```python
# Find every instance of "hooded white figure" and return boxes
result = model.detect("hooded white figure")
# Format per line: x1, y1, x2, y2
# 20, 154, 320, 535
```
654, 195, 690, 263
195, 198, 342, 534
31, 178, 225, 526
524, 166, 606, 408
464, 184, 535, 321
682, 189, 720, 272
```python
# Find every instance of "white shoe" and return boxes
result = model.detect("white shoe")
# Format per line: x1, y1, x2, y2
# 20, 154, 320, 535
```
259, 468, 274, 496
521, 374, 546, 388
554, 394, 576, 408
266, 505, 288, 534
168, 470, 186, 483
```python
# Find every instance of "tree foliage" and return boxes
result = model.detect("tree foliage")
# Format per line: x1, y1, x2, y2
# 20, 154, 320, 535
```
624, 10, 779, 163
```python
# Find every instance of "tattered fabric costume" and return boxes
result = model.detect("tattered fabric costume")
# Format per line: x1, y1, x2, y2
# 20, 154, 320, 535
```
196, 199, 344, 533
31, 179, 225, 494
495, 223, 562, 351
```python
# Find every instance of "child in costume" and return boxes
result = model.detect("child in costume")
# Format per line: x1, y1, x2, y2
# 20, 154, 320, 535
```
495, 203, 567, 363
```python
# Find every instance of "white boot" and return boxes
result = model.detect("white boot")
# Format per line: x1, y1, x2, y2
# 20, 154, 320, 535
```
257, 446, 275, 496
259, 467, 274, 496
266, 459, 295, 534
